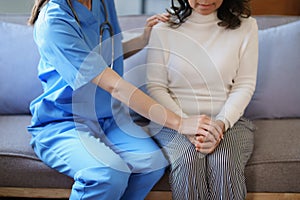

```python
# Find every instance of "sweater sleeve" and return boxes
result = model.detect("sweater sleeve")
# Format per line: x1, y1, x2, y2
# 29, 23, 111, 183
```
216, 19, 259, 130
146, 27, 189, 118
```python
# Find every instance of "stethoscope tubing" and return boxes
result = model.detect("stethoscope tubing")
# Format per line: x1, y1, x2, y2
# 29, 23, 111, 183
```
67, 0, 115, 69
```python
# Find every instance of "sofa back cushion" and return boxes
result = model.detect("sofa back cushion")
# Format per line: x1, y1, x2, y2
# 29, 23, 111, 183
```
244, 20, 300, 119
0, 22, 42, 114
0, 15, 299, 119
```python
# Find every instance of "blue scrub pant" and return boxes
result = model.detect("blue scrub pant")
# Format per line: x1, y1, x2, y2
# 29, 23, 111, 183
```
30, 117, 167, 200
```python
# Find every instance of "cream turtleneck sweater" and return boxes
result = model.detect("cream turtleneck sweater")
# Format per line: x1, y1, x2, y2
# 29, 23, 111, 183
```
146, 11, 258, 130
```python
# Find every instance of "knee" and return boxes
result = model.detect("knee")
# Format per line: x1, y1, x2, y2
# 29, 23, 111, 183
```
174, 148, 202, 167
208, 151, 242, 172
127, 150, 168, 173
150, 166, 166, 181
73, 166, 130, 192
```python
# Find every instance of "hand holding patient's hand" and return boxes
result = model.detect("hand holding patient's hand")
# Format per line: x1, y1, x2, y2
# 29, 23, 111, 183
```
179, 115, 223, 136
196, 119, 225, 154
180, 115, 225, 154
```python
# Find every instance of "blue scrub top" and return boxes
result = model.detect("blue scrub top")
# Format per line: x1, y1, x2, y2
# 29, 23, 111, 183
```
29, 0, 124, 128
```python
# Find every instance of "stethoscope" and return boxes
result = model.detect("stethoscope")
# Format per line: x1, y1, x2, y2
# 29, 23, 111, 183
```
67, 0, 115, 69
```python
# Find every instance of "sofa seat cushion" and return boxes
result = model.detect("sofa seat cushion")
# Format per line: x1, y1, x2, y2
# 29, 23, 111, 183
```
1, 116, 299, 193
245, 119, 300, 192
153, 119, 300, 192
0, 115, 73, 188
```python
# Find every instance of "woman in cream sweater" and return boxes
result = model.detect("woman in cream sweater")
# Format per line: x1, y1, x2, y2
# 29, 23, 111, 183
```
147, 0, 258, 199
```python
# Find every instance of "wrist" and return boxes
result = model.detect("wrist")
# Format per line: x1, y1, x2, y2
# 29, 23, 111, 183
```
141, 29, 151, 46
215, 116, 230, 131
148, 104, 181, 131
216, 120, 225, 133
166, 114, 181, 132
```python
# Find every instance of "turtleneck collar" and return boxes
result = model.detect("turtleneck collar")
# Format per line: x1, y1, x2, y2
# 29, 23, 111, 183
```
188, 10, 218, 24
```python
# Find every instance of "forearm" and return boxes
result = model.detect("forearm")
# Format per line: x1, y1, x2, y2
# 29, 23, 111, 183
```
122, 13, 169, 59
92, 68, 181, 130
147, 84, 189, 118
123, 34, 147, 59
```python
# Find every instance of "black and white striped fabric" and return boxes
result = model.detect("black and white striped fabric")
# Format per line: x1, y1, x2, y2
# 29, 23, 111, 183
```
150, 117, 256, 200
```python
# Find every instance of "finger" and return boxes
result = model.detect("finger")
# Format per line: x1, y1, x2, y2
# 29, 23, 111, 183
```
195, 135, 205, 143
211, 121, 223, 134
194, 115, 223, 141
209, 125, 222, 142
201, 123, 222, 142
146, 20, 158, 28
196, 134, 221, 153
198, 123, 220, 141
157, 13, 170, 21
195, 133, 216, 145
148, 13, 170, 21
210, 120, 224, 139
145, 16, 158, 28
186, 135, 197, 145
186, 135, 204, 147
196, 148, 214, 154
195, 144, 214, 154
146, 14, 169, 27
197, 115, 221, 132
195, 129, 210, 137
194, 132, 218, 146
196, 142, 218, 154
197, 141, 214, 149
215, 120, 225, 139
194, 115, 212, 135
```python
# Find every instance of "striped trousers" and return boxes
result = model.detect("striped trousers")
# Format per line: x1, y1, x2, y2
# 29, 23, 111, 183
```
150, 118, 255, 200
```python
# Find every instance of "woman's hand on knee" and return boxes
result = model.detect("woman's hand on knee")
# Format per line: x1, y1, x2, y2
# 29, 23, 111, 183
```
194, 133, 220, 154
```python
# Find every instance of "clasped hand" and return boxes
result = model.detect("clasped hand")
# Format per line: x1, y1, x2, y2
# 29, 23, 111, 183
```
179, 115, 225, 154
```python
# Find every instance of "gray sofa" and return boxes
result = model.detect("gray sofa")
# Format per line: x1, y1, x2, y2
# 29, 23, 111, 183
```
0, 14, 300, 199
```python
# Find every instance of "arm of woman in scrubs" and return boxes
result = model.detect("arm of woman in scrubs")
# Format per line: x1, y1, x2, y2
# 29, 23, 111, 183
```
122, 13, 170, 59
92, 67, 223, 139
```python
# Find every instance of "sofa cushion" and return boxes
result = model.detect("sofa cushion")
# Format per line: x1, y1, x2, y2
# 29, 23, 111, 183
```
154, 119, 300, 193
0, 22, 42, 115
245, 119, 300, 192
1, 116, 300, 193
255, 15, 300, 30
0, 115, 73, 188
244, 20, 300, 119
0, 14, 30, 25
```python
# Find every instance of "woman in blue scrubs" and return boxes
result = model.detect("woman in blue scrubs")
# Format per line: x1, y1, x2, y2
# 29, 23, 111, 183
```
27, 0, 214, 199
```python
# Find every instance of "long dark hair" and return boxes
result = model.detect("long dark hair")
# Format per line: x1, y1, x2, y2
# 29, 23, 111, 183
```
28, 0, 79, 25
167, 0, 192, 27
28, 0, 49, 25
167, 0, 251, 29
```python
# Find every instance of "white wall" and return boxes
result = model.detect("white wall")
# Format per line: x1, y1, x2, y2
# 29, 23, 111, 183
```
0, 0, 35, 14
144, 0, 170, 14
115, 0, 142, 15
115, 0, 170, 15
0, 0, 170, 15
